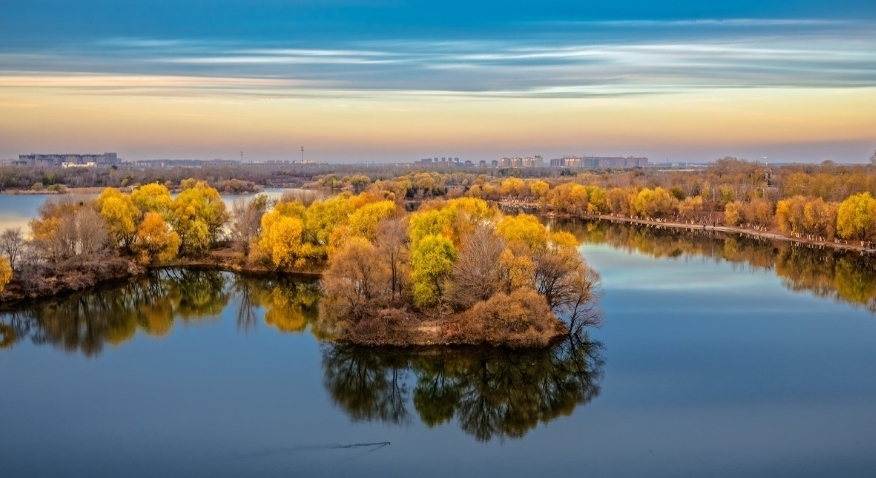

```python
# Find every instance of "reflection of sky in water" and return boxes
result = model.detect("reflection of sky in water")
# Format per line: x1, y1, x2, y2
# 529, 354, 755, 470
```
580, 243, 876, 478
0, 223, 874, 477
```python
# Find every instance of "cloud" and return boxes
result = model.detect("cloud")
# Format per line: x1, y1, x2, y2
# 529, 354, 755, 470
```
1, 20, 875, 99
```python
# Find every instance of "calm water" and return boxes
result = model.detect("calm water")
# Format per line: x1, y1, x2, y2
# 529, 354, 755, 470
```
2, 220, 876, 477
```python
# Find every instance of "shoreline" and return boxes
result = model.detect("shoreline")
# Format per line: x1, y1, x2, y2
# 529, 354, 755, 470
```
584, 214, 872, 254
496, 201, 873, 255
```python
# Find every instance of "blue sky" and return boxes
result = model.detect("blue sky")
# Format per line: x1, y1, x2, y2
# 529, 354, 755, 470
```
1, 1, 875, 163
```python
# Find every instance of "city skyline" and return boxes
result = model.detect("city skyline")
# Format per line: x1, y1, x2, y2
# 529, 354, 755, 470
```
1, 1, 875, 163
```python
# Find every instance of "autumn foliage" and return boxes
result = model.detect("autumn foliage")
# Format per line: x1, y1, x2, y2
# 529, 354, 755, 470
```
315, 195, 602, 347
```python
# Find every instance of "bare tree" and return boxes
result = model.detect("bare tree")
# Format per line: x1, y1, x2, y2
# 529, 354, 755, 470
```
279, 189, 320, 206
376, 217, 409, 301
321, 239, 392, 323
533, 247, 603, 334
870, 149, 876, 166
75, 208, 110, 258
230, 194, 267, 254
450, 223, 504, 309
0, 227, 25, 270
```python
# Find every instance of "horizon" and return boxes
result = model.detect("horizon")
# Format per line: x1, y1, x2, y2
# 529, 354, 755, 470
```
2, 1, 875, 163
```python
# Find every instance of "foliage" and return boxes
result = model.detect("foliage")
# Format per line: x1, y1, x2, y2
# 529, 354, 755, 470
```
133, 212, 181, 264
258, 209, 305, 268
131, 183, 173, 216
170, 180, 228, 254
0, 257, 12, 291
837, 192, 876, 241
98, 188, 140, 250
410, 234, 456, 308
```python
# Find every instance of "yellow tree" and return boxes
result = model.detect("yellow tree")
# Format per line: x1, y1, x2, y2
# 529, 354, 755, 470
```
408, 207, 458, 248
585, 186, 608, 214
775, 196, 807, 235
170, 180, 228, 254
0, 257, 12, 292
528, 180, 550, 201
724, 201, 742, 226
606, 187, 635, 216
677, 196, 704, 222
258, 210, 305, 268
837, 192, 876, 242
303, 196, 354, 257
803, 199, 838, 240
411, 234, 456, 307
497, 214, 548, 251
346, 200, 397, 240
131, 183, 173, 216
133, 212, 181, 264
97, 188, 140, 250
633, 187, 677, 219
500, 177, 527, 197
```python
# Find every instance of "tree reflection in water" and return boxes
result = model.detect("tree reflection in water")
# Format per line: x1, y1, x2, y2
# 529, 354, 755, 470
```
0, 269, 231, 357
558, 218, 876, 312
232, 275, 323, 337
0, 270, 326, 357
321, 336, 604, 442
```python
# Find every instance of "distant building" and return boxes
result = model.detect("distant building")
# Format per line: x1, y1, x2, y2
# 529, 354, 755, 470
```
549, 155, 648, 169
19, 152, 119, 168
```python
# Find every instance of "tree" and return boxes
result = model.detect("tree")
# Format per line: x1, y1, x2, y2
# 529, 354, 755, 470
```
29, 197, 109, 263
230, 194, 267, 254
131, 183, 172, 216
97, 188, 139, 250
411, 234, 456, 308
321, 237, 392, 322
170, 181, 228, 254
0, 227, 25, 270
0, 257, 12, 292
776, 196, 807, 235
677, 196, 704, 222
870, 149, 876, 166
497, 214, 547, 251
724, 201, 742, 226
376, 217, 410, 300
633, 187, 677, 219
528, 180, 550, 200
837, 192, 876, 242
258, 210, 305, 268
450, 223, 504, 309
75, 207, 110, 259
346, 200, 397, 240
533, 232, 602, 333
133, 212, 181, 264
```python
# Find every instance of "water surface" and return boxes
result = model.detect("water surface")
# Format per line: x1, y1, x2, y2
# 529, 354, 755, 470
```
2, 221, 876, 477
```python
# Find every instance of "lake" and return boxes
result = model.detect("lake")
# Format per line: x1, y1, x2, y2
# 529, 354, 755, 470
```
1, 218, 876, 477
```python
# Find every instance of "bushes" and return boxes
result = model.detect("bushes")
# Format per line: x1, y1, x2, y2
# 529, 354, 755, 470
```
448, 289, 565, 348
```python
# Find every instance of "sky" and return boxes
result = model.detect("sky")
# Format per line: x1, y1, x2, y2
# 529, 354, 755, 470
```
1, 1, 875, 163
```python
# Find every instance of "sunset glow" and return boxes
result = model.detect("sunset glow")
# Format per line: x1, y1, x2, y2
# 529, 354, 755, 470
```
2, 1, 875, 162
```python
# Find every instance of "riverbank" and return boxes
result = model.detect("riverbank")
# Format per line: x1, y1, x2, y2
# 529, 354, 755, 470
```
0, 257, 145, 308
581, 214, 873, 254
0, 250, 325, 309
495, 199, 873, 255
